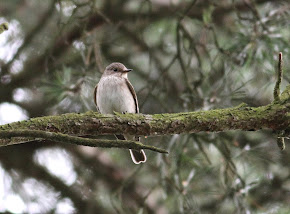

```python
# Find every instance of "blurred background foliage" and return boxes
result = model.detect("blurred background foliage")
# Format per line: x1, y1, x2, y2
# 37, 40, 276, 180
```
0, 0, 290, 213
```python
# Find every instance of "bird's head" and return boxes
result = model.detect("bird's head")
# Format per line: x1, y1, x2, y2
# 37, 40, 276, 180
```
103, 62, 132, 78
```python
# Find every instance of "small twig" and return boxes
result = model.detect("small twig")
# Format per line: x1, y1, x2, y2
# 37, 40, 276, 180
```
194, 135, 212, 165
243, 0, 269, 33
0, 23, 8, 34
274, 52, 283, 101
175, 0, 198, 93
210, 25, 227, 55
273, 52, 285, 150
93, 43, 104, 72
0, 130, 168, 153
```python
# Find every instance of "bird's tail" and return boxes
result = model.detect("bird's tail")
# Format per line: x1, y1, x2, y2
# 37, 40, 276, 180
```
129, 149, 147, 164
116, 134, 147, 164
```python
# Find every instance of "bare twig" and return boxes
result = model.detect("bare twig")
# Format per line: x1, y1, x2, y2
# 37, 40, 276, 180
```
94, 43, 104, 72
273, 52, 283, 102
273, 52, 285, 150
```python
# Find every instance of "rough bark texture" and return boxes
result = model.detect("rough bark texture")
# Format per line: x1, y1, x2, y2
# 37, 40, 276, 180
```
0, 86, 289, 147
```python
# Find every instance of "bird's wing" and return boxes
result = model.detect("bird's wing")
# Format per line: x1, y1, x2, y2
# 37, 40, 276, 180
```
93, 84, 100, 112
125, 78, 139, 113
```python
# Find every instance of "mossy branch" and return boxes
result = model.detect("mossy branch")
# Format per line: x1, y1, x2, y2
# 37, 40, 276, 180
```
0, 53, 289, 150
0, 130, 168, 153
0, 96, 289, 145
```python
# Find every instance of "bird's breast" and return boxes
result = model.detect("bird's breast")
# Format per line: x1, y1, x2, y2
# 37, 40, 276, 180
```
96, 76, 136, 114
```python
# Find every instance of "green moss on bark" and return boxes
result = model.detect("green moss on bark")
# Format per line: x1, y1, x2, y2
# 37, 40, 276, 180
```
0, 85, 289, 147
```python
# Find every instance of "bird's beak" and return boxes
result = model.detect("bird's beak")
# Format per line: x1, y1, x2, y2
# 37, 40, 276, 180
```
123, 69, 133, 73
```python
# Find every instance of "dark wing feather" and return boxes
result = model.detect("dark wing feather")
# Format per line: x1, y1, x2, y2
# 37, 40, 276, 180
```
93, 84, 100, 112
125, 78, 139, 113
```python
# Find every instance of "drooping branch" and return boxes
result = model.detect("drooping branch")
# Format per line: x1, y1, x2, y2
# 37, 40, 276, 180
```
0, 129, 167, 153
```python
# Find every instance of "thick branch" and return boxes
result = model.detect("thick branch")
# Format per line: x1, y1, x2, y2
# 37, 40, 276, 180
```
0, 96, 289, 144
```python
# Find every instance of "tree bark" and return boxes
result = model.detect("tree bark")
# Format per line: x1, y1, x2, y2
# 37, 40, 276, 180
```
0, 85, 289, 147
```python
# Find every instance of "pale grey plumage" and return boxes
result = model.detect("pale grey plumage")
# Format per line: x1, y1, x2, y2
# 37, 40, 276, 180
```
94, 62, 147, 164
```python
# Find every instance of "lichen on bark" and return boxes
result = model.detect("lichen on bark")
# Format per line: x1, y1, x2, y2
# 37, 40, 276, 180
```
0, 86, 289, 147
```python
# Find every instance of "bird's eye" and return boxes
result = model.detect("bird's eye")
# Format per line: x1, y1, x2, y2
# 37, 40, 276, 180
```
113, 68, 118, 72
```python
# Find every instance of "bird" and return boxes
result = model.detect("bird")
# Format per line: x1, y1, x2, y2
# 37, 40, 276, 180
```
94, 62, 147, 164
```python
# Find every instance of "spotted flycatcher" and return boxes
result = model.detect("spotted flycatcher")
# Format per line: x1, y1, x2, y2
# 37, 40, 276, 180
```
94, 62, 147, 164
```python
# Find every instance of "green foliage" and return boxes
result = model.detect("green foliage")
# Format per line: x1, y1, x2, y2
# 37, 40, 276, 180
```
41, 66, 78, 102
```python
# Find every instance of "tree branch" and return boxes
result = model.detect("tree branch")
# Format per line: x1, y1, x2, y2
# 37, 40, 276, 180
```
0, 129, 168, 153
0, 93, 289, 146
